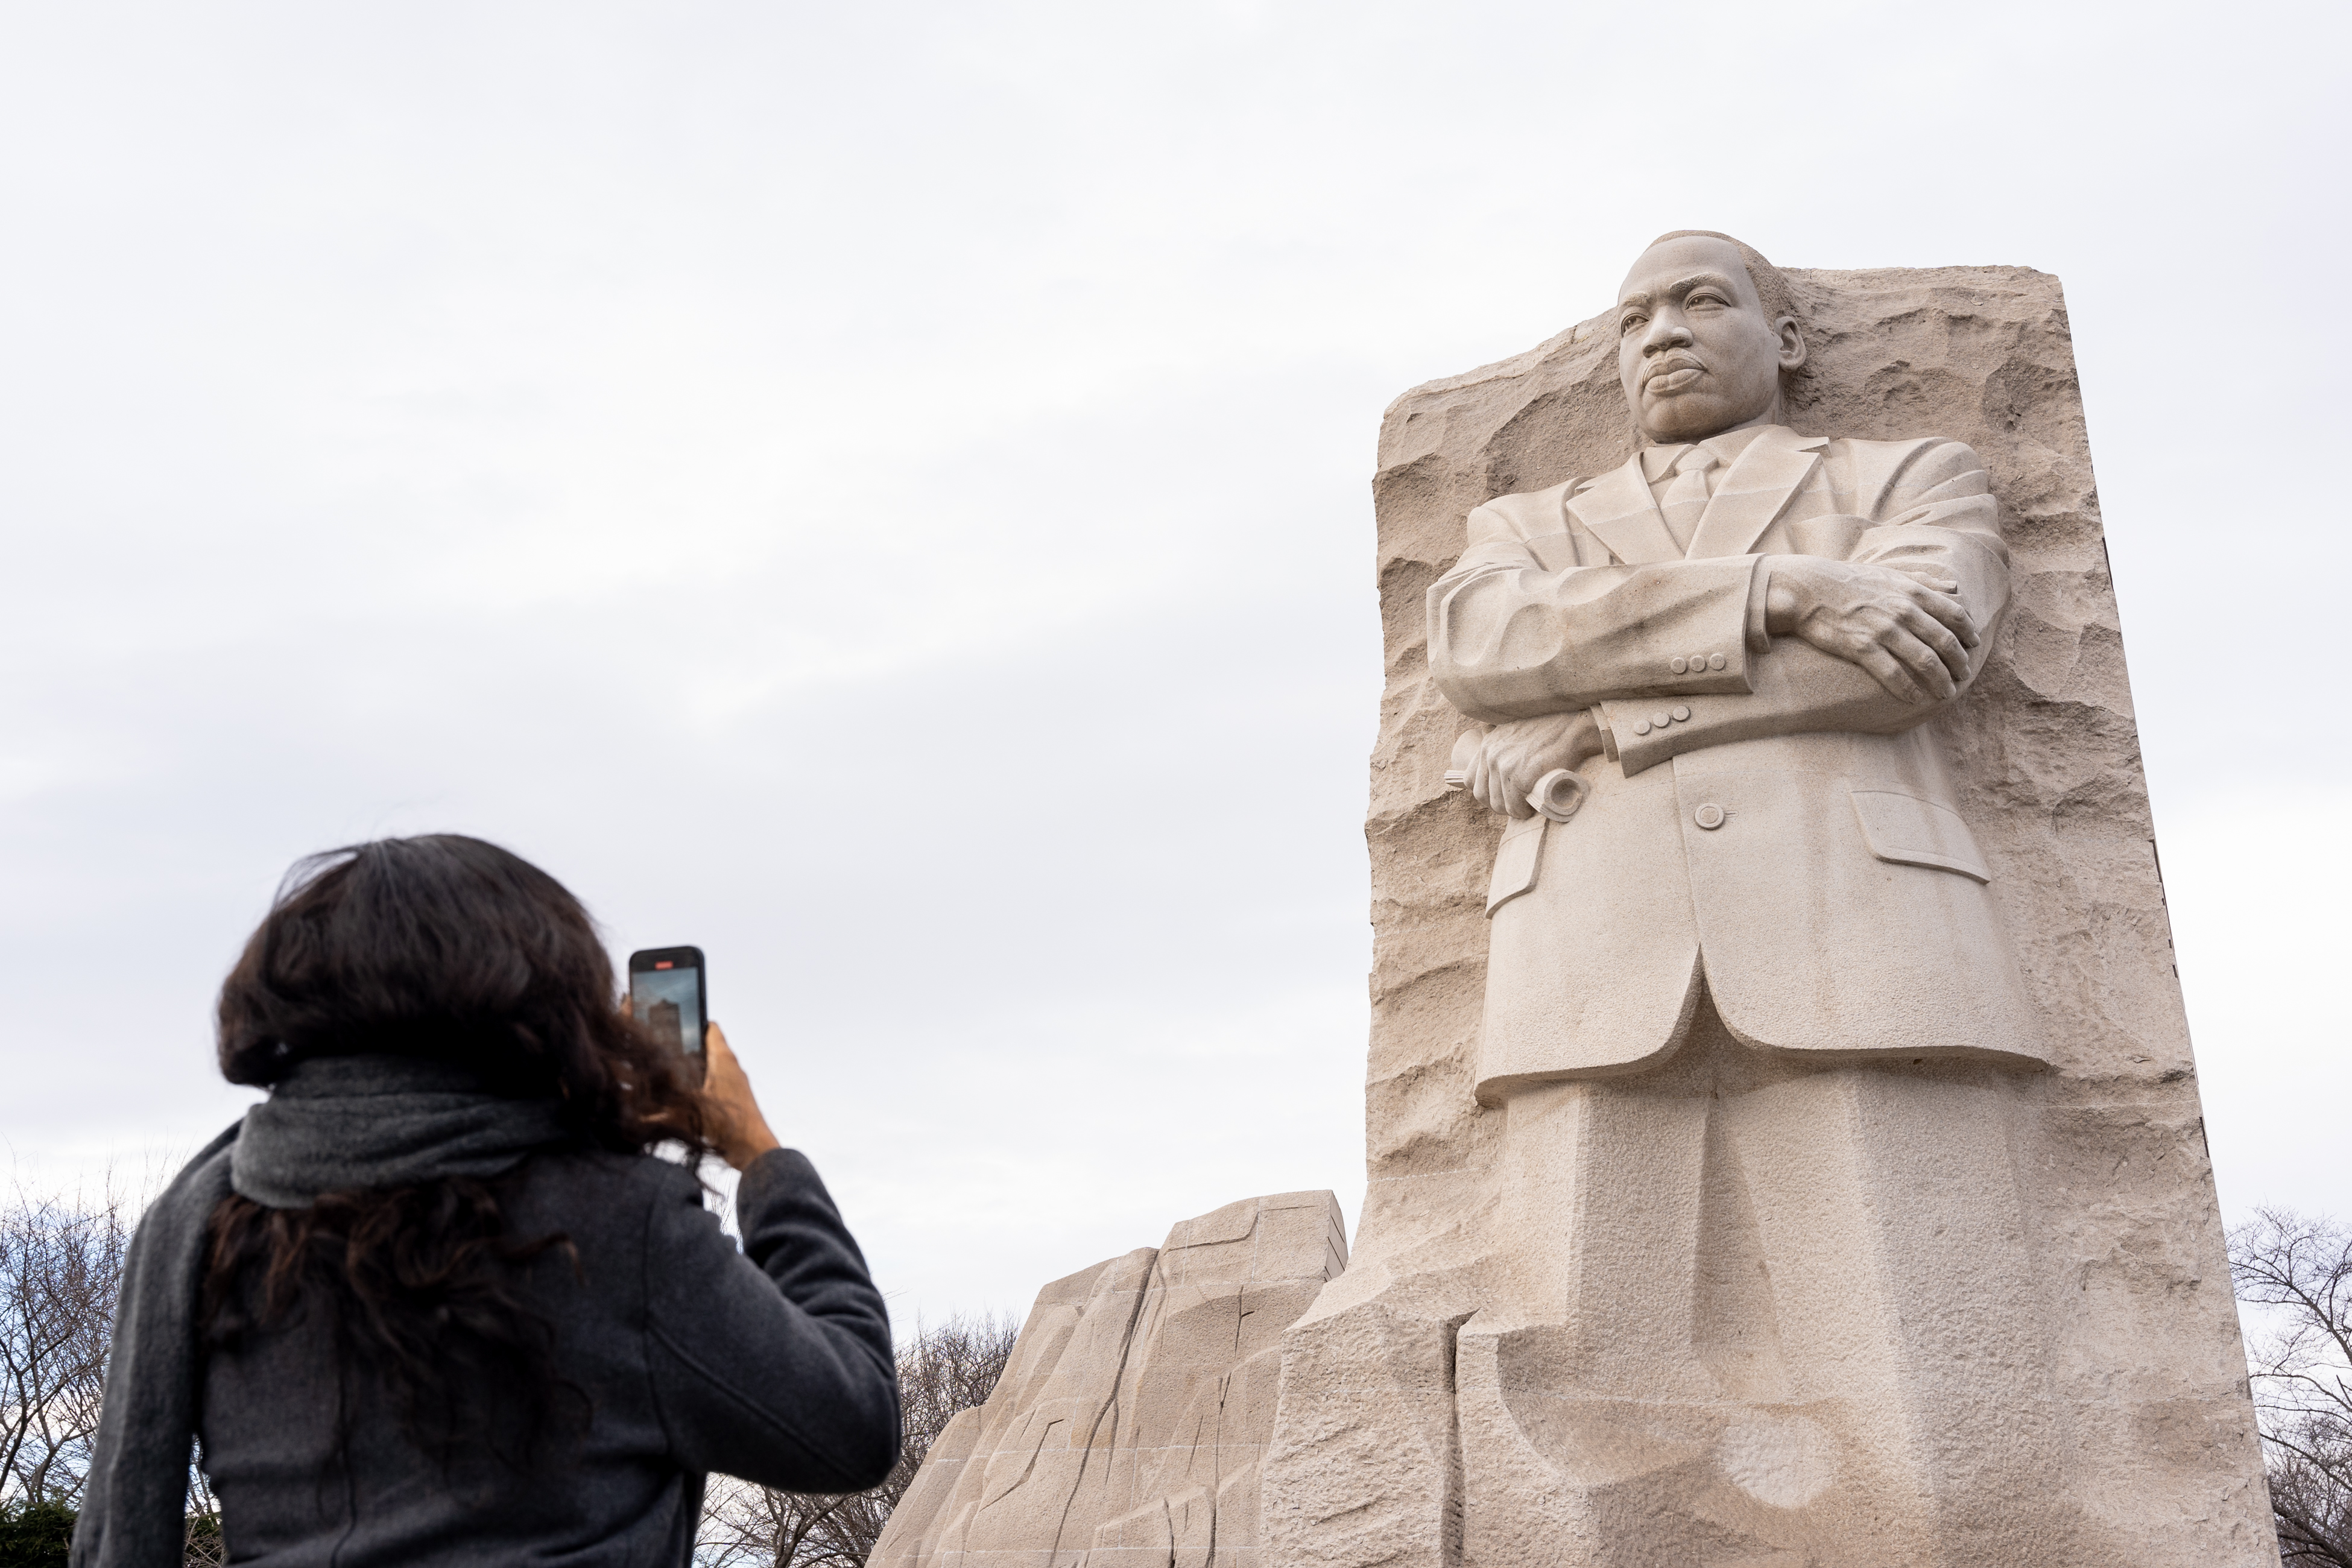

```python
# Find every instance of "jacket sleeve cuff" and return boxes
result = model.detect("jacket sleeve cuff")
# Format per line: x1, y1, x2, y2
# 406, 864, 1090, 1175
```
1601, 554, 1764, 699
1595, 697, 1699, 775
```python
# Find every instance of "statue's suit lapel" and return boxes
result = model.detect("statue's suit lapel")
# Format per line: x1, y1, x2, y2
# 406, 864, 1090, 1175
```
1685, 428, 1829, 559
1567, 429, 1829, 566
1565, 457, 1681, 565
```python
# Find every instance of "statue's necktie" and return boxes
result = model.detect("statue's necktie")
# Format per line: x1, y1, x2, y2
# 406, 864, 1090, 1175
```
1660, 447, 1716, 554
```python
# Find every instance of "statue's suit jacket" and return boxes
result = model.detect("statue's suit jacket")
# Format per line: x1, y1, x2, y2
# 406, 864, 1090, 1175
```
1428, 423, 2046, 1101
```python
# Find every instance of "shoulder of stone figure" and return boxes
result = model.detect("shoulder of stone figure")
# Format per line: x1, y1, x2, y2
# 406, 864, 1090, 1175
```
1461, 433, 1993, 548
1819, 433, 1992, 504
1464, 478, 1579, 543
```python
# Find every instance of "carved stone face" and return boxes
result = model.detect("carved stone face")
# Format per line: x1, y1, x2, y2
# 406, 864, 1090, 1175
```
1614, 235, 1803, 444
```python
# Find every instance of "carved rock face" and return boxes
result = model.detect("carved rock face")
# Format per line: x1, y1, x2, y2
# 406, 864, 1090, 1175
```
870, 1192, 1347, 1568
1255, 265, 2277, 1567
866, 265, 2275, 1568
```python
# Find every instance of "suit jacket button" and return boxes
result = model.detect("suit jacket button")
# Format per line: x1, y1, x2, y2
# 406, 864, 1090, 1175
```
1694, 803, 1725, 829
1670, 656, 1689, 674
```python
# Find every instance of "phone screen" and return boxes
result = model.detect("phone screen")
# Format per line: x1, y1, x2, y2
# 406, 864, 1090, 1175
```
628, 948, 706, 1060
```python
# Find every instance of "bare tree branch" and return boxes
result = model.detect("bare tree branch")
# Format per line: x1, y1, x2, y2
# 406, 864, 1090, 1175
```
1, 1180, 133, 1510
2230, 1209, 2352, 1566
698, 1312, 1017, 1567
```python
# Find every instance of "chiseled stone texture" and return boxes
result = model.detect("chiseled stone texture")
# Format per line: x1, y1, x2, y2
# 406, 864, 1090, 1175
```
871, 1192, 1348, 1568
1259, 267, 2278, 1566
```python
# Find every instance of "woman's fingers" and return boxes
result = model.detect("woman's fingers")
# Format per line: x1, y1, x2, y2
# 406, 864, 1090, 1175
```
690, 1021, 779, 1168
702, 1022, 753, 1105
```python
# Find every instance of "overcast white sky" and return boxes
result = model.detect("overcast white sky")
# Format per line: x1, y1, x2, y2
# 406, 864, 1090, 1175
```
2, 0, 2346, 1327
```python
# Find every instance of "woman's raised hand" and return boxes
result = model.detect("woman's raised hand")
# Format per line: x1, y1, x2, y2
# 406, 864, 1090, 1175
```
699, 1023, 783, 1171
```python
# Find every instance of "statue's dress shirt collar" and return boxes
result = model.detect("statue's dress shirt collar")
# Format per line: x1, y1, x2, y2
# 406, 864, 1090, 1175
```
1638, 423, 1776, 486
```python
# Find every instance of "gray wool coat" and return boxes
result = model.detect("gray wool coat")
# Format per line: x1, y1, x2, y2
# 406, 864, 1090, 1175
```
195, 1147, 898, 1566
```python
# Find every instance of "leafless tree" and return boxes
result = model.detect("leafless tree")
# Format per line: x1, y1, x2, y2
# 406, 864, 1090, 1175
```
2230, 1207, 2352, 1566
182, 1464, 226, 1567
1, 1183, 131, 1510
700, 1312, 1018, 1567
1, 1176, 224, 1566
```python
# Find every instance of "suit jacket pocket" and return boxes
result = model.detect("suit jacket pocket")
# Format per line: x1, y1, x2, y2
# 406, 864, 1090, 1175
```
1848, 788, 1992, 882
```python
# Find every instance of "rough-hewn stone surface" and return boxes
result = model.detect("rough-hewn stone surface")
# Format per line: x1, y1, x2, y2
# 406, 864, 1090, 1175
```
1258, 267, 2277, 1566
871, 1192, 1348, 1568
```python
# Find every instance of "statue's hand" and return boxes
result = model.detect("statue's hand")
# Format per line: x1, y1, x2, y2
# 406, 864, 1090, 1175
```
1765, 556, 1979, 703
1470, 711, 1604, 819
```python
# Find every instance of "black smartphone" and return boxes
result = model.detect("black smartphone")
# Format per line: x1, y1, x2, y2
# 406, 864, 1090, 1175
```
627, 946, 707, 1081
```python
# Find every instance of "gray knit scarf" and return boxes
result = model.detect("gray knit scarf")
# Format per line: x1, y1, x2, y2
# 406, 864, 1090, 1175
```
71, 1055, 571, 1568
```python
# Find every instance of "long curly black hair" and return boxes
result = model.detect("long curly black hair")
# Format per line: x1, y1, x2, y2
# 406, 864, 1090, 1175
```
200, 834, 713, 1470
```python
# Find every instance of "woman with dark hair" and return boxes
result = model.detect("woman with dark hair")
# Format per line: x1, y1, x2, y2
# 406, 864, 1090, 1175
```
72, 835, 899, 1567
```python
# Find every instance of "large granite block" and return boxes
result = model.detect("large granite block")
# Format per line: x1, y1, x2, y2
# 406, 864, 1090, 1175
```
872, 1191, 1348, 1568
1260, 253, 2276, 1567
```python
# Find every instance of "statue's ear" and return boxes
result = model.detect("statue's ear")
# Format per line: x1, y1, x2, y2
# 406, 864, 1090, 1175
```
1774, 315, 1809, 373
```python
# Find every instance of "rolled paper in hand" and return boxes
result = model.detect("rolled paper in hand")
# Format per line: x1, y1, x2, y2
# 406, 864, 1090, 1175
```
1528, 768, 1590, 823
1446, 726, 1490, 792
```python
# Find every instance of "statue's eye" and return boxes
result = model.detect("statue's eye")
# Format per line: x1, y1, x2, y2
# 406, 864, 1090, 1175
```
1619, 312, 1646, 335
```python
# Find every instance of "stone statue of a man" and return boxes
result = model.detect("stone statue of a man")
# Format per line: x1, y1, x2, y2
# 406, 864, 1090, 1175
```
1394, 232, 2075, 1561
1438, 230, 2042, 1080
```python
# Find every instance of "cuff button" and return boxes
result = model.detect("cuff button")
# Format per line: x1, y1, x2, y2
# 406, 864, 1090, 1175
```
1707, 652, 1727, 670
1671, 704, 1690, 721
1631, 720, 1652, 736
1670, 656, 1689, 674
